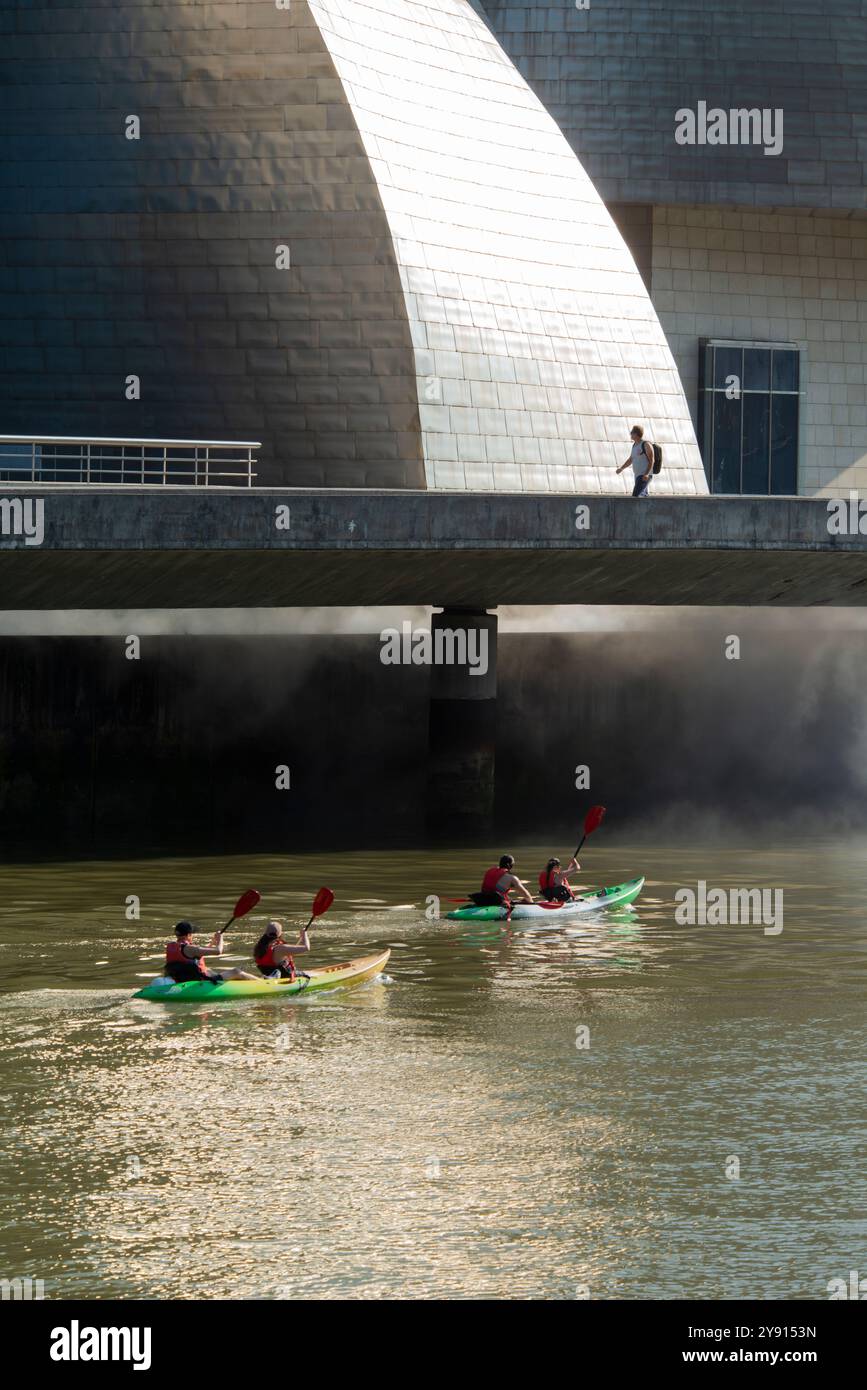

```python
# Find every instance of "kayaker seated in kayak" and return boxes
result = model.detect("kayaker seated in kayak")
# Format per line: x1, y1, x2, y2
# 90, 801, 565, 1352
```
469, 855, 534, 907
539, 857, 579, 902
253, 920, 311, 981
164, 921, 254, 984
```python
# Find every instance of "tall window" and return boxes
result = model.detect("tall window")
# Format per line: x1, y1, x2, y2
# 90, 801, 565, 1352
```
699, 340, 801, 495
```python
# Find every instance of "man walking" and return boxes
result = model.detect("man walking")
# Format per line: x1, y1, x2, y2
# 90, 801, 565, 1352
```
616, 425, 654, 496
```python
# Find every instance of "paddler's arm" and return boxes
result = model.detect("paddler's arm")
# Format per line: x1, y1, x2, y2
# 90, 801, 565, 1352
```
274, 930, 310, 960
188, 931, 225, 959
563, 860, 579, 899
510, 875, 534, 903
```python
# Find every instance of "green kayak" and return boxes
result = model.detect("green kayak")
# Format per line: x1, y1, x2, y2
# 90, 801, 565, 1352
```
446, 877, 645, 921
133, 950, 390, 1002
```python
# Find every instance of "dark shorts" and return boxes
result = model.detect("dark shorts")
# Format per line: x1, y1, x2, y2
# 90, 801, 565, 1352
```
632, 475, 650, 497
166, 965, 223, 985
469, 891, 509, 907
542, 886, 572, 902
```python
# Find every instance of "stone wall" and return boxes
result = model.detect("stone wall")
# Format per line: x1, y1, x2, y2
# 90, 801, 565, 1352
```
651, 205, 867, 494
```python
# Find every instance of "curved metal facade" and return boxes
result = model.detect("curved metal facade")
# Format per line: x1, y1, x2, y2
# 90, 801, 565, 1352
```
0, 0, 426, 487
0, 0, 705, 492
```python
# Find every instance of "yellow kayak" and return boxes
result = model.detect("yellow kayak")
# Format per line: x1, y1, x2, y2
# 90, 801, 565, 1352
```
133, 950, 390, 1002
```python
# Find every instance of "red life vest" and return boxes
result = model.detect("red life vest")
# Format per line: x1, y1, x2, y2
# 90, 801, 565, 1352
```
539, 869, 571, 898
255, 939, 296, 980
481, 866, 505, 895
165, 940, 207, 977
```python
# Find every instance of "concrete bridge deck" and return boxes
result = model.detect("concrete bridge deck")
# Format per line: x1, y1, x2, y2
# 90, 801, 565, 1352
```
1, 488, 865, 609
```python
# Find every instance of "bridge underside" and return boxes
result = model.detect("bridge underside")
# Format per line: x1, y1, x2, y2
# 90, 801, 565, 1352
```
1, 491, 866, 608
4, 547, 867, 609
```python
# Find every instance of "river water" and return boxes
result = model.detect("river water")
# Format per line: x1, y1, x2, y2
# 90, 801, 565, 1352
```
0, 841, 864, 1301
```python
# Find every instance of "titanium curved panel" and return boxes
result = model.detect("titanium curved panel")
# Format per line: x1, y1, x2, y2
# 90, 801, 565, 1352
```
0, 0, 424, 487
310, 0, 706, 493
0, 0, 705, 492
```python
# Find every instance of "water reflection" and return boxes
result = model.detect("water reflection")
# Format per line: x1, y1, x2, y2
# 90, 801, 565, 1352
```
0, 840, 865, 1298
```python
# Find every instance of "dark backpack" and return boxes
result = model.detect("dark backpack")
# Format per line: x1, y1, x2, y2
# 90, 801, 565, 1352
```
651, 442, 662, 474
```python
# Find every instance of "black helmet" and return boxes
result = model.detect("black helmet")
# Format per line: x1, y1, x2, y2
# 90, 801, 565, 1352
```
174, 921, 194, 936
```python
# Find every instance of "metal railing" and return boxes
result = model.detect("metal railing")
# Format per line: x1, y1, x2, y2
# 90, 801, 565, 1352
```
0, 437, 260, 486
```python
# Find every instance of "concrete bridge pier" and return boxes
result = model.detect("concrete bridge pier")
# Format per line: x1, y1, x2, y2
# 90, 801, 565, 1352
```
426, 608, 498, 839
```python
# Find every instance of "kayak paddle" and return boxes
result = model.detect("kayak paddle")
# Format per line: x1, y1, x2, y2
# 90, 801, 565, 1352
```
574, 804, 606, 858
304, 886, 334, 930
221, 888, 261, 930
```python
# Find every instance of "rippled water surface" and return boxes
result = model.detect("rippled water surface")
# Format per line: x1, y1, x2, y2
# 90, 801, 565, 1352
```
0, 841, 864, 1300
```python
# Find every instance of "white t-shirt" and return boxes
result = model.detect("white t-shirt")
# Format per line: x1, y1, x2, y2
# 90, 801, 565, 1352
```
631, 440, 651, 476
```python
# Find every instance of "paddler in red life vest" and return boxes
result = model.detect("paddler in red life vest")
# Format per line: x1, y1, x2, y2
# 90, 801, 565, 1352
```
164, 921, 255, 984
253, 920, 311, 981
470, 855, 534, 908
538, 857, 579, 903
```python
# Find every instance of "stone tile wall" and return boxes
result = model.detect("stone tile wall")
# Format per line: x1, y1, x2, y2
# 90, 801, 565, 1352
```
652, 205, 867, 494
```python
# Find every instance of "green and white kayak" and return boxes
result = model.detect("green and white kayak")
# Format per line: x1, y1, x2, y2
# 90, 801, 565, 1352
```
446, 877, 644, 921
132, 950, 390, 1002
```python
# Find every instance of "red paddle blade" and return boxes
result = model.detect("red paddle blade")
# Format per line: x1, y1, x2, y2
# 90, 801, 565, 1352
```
583, 805, 606, 838
231, 888, 261, 921
311, 886, 334, 919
